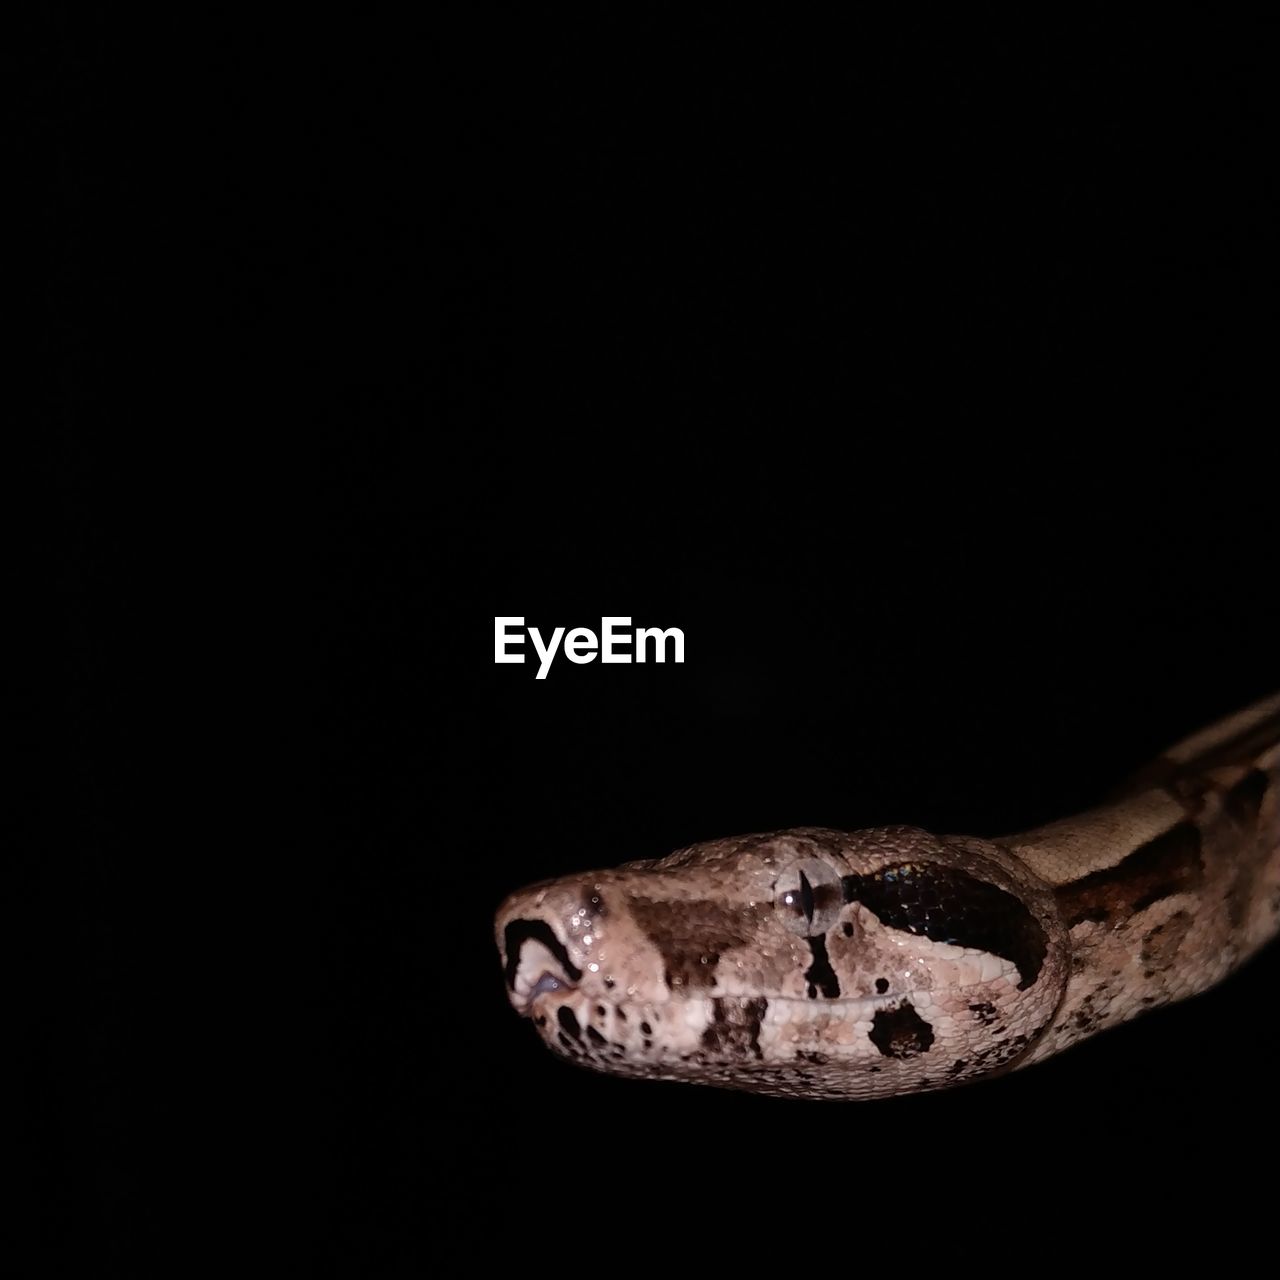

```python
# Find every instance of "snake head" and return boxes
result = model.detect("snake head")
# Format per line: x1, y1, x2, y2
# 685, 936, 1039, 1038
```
495, 826, 1068, 1099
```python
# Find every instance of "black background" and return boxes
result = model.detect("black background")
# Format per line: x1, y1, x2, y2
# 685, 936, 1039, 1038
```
31, 12, 1277, 1269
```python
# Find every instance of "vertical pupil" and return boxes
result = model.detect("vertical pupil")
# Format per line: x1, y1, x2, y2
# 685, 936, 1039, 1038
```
799, 869, 815, 923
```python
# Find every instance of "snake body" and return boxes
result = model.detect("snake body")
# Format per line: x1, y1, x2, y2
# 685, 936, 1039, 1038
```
496, 693, 1280, 1099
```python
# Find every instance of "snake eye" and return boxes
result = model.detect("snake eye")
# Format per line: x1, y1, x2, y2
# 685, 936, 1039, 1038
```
774, 859, 843, 936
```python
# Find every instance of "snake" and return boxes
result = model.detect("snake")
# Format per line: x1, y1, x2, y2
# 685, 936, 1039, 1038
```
495, 692, 1280, 1099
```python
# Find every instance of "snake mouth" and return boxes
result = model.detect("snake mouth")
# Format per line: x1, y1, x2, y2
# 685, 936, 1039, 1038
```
504, 919, 581, 1012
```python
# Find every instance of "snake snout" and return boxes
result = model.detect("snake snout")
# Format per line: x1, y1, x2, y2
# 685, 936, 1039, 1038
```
503, 918, 581, 1011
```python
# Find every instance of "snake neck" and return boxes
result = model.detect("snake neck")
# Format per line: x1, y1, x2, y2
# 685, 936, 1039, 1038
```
1006, 693, 1280, 1065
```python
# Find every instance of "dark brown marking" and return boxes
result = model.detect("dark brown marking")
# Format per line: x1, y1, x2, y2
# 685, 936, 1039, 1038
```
875, 977, 889, 994
842, 922, 854, 937
700, 997, 768, 1059
868, 1001, 935, 1059
795, 1050, 829, 1065
1163, 776, 1214, 814
557, 1006, 581, 1040
582, 886, 608, 918
1225, 769, 1268, 827
630, 896, 756, 990
1072, 906, 1111, 925
503, 919, 582, 991
1140, 910, 1192, 978
1056, 822, 1203, 927
968, 1028, 1039, 1075
1132, 884, 1183, 913
1069, 989, 1112, 1035
1225, 775, 1277, 926
1130, 708, 1280, 791
843, 862, 1047, 989
585, 1026, 607, 1047
969, 1001, 997, 1026
1178, 711, 1280, 776
804, 935, 841, 998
